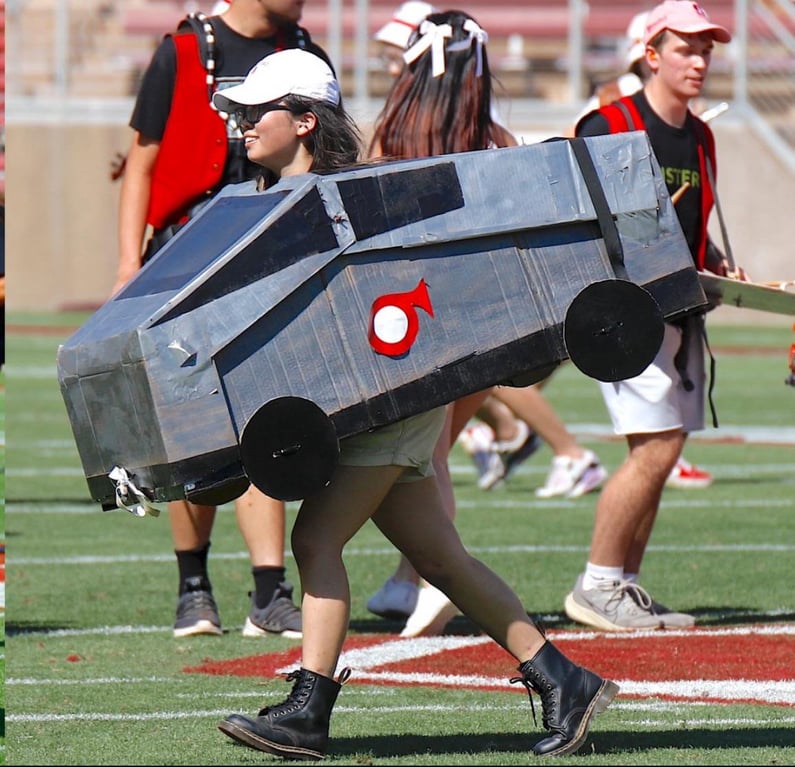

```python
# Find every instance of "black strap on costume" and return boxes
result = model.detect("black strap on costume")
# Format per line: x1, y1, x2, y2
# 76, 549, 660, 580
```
702, 323, 719, 428
688, 117, 721, 427
614, 99, 639, 130
673, 321, 695, 393
568, 137, 629, 281
674, 316, 719, 428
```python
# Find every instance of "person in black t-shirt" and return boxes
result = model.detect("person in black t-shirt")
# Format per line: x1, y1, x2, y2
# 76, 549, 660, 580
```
110, 0, 333, 643
566, 1, 747, 633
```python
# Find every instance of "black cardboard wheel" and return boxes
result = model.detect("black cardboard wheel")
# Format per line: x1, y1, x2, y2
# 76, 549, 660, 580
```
240, 397, 339, 501
564, 280, 664, 382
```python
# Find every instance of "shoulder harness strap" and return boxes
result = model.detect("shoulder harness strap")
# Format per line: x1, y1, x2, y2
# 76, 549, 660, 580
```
178, 12, 217, 98
595, 95, 645, 134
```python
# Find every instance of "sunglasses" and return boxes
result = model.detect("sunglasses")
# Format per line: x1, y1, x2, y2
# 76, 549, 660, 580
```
232, 103, 292, 129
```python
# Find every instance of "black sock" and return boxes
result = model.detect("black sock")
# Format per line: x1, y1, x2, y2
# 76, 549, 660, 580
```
176, 542, 211, 594
252, 566, 286, 609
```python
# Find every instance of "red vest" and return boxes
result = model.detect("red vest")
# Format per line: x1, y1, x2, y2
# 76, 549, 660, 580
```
597, 96, 716, 271
146, 32, 227, 230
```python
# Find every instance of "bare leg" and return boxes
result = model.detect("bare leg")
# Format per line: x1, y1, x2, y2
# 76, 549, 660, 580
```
450, 390, 492, 441
235, 485, 286, 567
475, 393, 522, 443
589, 429, 684, 572
169, 500, 215, 550
292, 464, 404, 676
374, 477, 546, 661
492, 384, 581, 458
170, 500, 221, 636
384, 389, 492, 587
221, 472, 615, 760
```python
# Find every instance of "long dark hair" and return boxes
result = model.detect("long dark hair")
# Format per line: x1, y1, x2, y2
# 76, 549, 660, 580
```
369, 10, 510, 159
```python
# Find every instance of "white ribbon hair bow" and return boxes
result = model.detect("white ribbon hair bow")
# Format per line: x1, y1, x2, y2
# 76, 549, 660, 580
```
451, 18, 488, 77
403, 20, 453, 77
403, 18, 489, 78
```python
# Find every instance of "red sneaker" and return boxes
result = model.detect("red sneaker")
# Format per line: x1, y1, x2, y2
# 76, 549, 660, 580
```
666, 457, 713, 489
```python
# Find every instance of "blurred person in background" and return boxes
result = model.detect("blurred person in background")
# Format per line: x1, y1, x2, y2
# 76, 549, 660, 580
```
110, 0, 334, 640
364, 3, 607, 636
374, 0, 439, 77
364, 7, 514, 636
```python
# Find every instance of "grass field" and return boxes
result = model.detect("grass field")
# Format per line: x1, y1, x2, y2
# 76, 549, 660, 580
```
4, 312, 795, 766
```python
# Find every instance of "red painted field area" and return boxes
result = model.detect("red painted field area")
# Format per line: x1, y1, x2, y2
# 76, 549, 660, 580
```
186, 626, 795, 707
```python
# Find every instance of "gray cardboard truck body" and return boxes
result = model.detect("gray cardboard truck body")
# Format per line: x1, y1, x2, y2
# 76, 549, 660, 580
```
57, 133, 707, 505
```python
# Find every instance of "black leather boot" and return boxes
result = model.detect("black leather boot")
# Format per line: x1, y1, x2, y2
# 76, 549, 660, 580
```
218, 666, 351, 760
511, 641, 619, 757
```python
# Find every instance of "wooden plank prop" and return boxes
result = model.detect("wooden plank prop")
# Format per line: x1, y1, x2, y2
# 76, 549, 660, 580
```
57, 132, 708, 507
698, 273, 795, 316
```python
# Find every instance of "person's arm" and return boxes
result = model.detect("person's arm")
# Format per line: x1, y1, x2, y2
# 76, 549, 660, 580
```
111, 133, 160, 298
110, 35, 175, 298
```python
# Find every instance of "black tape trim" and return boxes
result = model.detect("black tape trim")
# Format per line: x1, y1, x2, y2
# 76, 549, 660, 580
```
568, 138, 628, 280
338, 162, 464, 241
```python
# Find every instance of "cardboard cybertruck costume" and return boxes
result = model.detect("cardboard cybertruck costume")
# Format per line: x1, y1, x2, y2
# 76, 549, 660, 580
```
58, 132, 708, 507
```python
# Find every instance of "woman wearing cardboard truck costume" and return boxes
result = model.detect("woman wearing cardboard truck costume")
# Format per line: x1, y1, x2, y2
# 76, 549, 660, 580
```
210, 47, 619, 761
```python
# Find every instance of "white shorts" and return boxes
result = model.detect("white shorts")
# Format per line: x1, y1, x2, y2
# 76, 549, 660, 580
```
599, 315, 705, 436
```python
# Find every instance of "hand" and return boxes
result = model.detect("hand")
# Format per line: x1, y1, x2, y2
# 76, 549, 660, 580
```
724, 262, 750, 282
109, 152, 127, 182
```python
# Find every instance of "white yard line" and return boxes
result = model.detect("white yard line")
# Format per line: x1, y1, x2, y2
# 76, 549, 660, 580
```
9, 538, 795, 567
7, 706, 795, 725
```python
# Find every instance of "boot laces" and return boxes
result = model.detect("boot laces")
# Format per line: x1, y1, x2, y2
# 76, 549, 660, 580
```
257, 669, 312, 718
510, 668, 558, 731
256, 667, 352, 718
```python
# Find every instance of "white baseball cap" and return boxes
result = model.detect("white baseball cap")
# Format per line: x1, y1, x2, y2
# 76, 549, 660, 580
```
212, 49, 340, 114
625, 11, 649, 66
374, 1, 438, 50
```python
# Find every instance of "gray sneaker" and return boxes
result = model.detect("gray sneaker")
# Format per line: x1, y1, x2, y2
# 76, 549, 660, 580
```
647, 598, 696, 628
565, 576, 673, 631
242, 581, 302, 639
173, 576, 223, 638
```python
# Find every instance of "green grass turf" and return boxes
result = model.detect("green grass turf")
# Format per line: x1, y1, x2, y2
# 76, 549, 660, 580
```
1, 360, 5, 763
3, 313, 794, 765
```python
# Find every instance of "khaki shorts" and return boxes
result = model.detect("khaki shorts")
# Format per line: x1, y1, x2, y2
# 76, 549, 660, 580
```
338, 406, 447, 483
599, 315, 706, 436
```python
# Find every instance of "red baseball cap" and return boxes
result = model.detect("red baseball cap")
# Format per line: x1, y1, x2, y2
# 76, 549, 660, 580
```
644, 1, 731, 45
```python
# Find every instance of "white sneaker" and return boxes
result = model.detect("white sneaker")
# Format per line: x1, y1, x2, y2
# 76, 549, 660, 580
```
366, 577, 419, 620
477, 451, 507, 491
458, 423, 500, 487
478, 420, 534, 491
458, 422, 495, 457
535, 449, 607, 499
399, 584, 458, 637
462, 421, 540, 491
